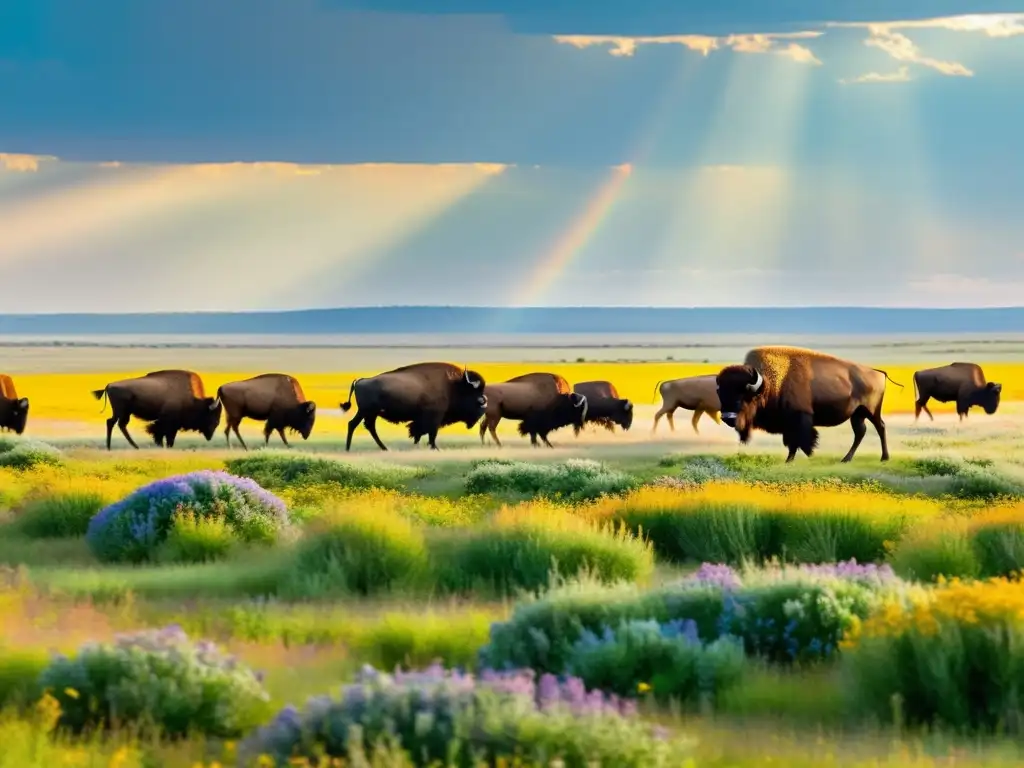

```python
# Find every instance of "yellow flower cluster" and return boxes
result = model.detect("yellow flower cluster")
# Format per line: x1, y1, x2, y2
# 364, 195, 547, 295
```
843, 576, 1024, 649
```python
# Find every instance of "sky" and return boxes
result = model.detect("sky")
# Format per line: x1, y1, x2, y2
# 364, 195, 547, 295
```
2, 0, 1024, 312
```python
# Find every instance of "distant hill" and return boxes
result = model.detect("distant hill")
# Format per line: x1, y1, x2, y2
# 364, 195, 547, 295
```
3, 306, 1024, 336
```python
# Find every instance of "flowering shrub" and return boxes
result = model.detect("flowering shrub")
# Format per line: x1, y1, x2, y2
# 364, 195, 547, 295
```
843, 576, 1024, 732
480, 562, 897, 674
85, 470, 290, 563
240, 662, 689, 767
38, 625, 269, 737
967, 507, 1024, 577
465, 459, 636, 501
225, 452, 425, 491
565, 618, 746, 704
0, 438, 63, 469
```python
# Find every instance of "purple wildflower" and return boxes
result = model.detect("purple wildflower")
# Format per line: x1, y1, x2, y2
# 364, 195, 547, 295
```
686, 563, 743, 590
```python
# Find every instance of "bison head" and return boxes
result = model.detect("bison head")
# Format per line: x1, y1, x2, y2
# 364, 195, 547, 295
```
453, 369, 488, 428
617, 399, 634, 431
293, 401, 317, 440
2, 397, 29, 435
716, 365, 764, 442
199, 396, 223, 441
977, 382, 1002, 414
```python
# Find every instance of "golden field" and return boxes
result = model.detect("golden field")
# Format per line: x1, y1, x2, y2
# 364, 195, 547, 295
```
12, 360, 1024, 442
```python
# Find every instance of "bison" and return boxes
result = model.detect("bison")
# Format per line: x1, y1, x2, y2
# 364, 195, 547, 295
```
572, 380, 632, 434
651, 375, 721, 434
92, 369, 223, 450
912, 363, 1001, 422
217, 373, 316, 450
715, 346, 903, 463
0, 374, 29, 435
341, 362, 486, 451
479, 372, 588, 447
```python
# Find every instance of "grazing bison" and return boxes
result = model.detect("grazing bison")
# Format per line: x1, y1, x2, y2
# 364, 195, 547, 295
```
715, 346, 903, 463
479, 372, 588, 448
217, 373, 316, 450
341, 362, 486, 451
572, 380, 633, 434
912, 363, 1001, 422
0, 374, 29, 435
91, 369, 223, 450
651, 375, 721, 434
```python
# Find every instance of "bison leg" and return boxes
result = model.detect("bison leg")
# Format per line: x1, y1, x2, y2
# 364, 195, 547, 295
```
117, 417, 139, 450
345, 410, 365, 451
652, 406, 672, 434
915, 396, 934, 422
709, 410, 721, 425
277, 427, 290, 447
105, 415, 118, 450
232, 422, 248, 451
427, 428, 440, 450
869, 407, 889, 462
784, 412, 817, 462
691, 409, 702, 434
165, 429, 178, 448
841, 409, 869, 463
488, 421, 502, 447
363, 414, 388, 451
541, 432, 554, 448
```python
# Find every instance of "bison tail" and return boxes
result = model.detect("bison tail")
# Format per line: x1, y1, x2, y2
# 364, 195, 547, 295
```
339, 378, 361, 413
652, 380, 666, 403
92, 388, 108, 413
873, 368, 905, 390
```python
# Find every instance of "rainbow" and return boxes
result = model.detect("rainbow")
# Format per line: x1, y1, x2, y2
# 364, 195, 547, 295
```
514, 163, 633, 306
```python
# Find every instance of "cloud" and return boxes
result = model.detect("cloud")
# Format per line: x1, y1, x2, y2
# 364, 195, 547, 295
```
0, 154, 57, 172
833, 13, 1024, 81
553, 31, 823, 65
839, 66, 912, 85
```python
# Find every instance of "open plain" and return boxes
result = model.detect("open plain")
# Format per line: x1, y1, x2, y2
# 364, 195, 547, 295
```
3, 335, 1024, 766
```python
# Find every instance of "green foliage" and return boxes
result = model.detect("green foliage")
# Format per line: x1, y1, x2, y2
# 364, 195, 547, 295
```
225, 452, 424, 491
281, 501, 430, 598
908, 456, 1024, 500
38, 625, 270, 738
430, 512, 653, 597
889, 523, 981, 582
0, 439, 63, 470
14, 492, 106, 539
157, 510, 237, 564
465, 459, 636, 501
0, 649, 47, 711
970, 520, 1024, 578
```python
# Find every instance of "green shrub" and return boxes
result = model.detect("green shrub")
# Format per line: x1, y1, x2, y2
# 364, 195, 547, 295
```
240, 663, 685, 768
908, 456, 965, 477
14, 492, 106, 539
38, 625, 270, 737
969, 516, 1024, 578
889, 522, 981, 582
225, 452, 423, 491
157, 509, 237, 564
430, 508, 653, 597
282, 499, 430, 598
565, 618, 746, 705
465, 459, 636, 501
0, 648, 47, 710
843, 577, 1024, 733
946, 465, 1024, 501
86, 470, 290, 564
0, 439, 62, 469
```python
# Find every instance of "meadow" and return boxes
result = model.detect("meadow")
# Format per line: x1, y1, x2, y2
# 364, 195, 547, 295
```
4, 340, 1024, 766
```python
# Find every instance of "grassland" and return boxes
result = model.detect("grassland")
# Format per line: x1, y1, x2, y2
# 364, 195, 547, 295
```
4, 340, 1024, 765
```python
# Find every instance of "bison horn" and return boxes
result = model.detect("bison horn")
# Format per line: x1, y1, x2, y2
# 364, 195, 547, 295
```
306, 402, 316, 412
624, 400, 632, 411
747, 370, 763, 394
18, 398, 28, 408
993, 383, 1003, 393
210, 396, 221, 410
465, 369, 481, 389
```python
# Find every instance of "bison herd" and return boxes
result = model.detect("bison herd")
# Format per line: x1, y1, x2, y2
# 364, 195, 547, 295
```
0, 347, 1006, 462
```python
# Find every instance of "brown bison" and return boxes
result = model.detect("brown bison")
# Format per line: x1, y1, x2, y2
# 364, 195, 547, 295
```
341, 362, 486, 451
715, 346, 903, 463
572, 380, 632, 434
480, 372, 587, 447
0, 374, 29, 435
217, 373, 316, 450
651, 375, 721, 434
912, 363, 1001, 422
91, 369, 223, 450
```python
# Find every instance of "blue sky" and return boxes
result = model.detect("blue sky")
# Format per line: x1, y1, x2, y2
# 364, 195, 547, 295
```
2, 1, 1023, 312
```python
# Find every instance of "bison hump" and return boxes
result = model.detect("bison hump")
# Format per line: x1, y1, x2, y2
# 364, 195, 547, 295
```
145, 370, 207, 399
0, 374, 16, 400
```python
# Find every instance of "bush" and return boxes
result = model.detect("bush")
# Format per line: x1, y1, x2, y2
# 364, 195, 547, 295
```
278, 486, 483, 527
0, 439, 62, 469
239, 663, 688, 767
843, 576, 1024, 733
430, 505, 654, 596
225, 452, 423, 491
968, 508, 1024, 577
465, 459, 636, 502
157, 509, 237, 564
282, 498, 430, 597
479, 562, 895, 675
86, 470, 290, 563
565, 618, 746, 705
589, 483, 935, 565
0, 648, 47, 710
946, 465, 1024, 501
889, 520, 981, 582
38, 625, 269, 737
14, 491, 106, 539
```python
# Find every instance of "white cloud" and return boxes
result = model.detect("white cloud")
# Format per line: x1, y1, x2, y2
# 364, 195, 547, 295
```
0, 153, 57, 172
554, 31, 823, 65
839, 66, 912, 85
